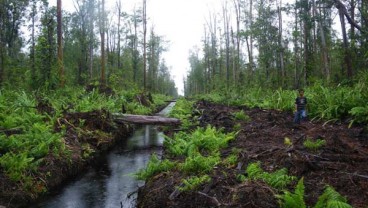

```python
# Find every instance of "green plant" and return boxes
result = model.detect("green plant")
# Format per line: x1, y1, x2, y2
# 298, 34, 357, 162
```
178, 175, 211, 192
314, 186, 352, 208
232, 110, 251, 121
135, 154, 176, 180
277, 178, 306, 208
223, 148, 240, 168
303, 138, 326, 151
180, 153, 220, 174
277, 178, 352, 208
246, 162, 296, 189
169, 98, 196, 128
349, 106, 368, 125
165, 126, 236, 157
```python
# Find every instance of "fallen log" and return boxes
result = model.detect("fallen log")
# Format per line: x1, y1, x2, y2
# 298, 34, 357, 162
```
113, 114, 181, 125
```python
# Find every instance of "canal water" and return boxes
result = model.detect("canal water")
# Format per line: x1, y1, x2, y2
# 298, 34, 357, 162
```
31, 102, 176, 208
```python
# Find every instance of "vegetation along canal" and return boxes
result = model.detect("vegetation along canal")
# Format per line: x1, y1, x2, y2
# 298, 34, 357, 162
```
31, 102, 176, 208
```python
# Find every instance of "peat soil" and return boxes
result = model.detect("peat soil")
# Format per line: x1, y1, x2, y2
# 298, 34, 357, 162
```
137, 100, 368, 208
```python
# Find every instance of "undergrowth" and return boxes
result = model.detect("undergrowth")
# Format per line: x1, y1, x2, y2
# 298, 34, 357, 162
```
169, 98, 196, 129
194, 76, 368, 125
0, 87, 171, 197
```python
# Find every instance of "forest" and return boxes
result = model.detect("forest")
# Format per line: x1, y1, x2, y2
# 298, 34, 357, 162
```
0, 0, 367, 207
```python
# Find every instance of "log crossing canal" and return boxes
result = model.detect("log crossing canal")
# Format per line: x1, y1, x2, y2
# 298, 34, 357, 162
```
31, 102, 176, 208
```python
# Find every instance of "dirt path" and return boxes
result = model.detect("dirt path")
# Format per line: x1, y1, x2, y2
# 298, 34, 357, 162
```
137, 101, 368, 207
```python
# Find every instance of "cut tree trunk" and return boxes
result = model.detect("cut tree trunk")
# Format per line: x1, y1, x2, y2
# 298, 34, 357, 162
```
113, 114, 181, 125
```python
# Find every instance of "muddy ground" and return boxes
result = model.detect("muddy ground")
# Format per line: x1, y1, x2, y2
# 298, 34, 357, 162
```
137, 100, 368, 208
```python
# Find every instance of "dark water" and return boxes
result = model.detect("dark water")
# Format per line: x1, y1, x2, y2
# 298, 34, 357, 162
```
31, 102, 175, 208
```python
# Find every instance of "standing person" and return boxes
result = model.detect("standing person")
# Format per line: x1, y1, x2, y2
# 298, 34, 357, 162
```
294, 89, 307, 124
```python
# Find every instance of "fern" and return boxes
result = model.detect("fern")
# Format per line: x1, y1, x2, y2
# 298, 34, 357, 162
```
135, 154, 176, 180
178, 175, 211, 192
246, 162, 296, 189
277, 178, 306, 208
303, 138, 326, 151
232, 110, 251, 121
180, 153, 220, 174
314, 186, 352, 208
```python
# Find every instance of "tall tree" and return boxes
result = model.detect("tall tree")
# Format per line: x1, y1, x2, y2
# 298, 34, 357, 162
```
222, 1, 231, 89
142, 0, 147, 90
99, 0, 106, 85
57, 0, 65, 87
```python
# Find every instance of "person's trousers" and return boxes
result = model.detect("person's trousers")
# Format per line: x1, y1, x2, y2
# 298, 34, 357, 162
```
294, 110, 306, 124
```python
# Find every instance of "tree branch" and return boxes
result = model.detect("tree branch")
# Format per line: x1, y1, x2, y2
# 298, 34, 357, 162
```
333, 0, 365, 33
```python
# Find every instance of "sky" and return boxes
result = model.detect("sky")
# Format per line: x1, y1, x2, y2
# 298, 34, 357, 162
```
58, 0, 222, 95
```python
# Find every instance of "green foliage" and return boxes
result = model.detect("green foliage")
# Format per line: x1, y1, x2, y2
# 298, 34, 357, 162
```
303, 138, 326, 151
277, 178, 306, 208
314, 186, 352, 208
135, 154, 176, 180
0, 152, 36, 181
349, 106, 368, 124
169, 98, 196, 129
232, 110, 251, 121
180, 153, 220, 174
164, 126, 236, 157
193, 78, 368, 125
246, 162, 296, 189
277, 178, 352, 208
223, 152, 239, 168
178, 175, 211, 192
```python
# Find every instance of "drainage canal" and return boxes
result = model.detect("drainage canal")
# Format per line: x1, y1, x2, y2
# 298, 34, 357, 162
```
31, 102, 176, 208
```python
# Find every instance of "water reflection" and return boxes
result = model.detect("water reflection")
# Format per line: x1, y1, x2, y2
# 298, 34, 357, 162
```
31, 103, 175, 208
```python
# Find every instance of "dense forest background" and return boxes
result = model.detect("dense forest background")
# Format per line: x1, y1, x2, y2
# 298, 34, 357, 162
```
0, 0, 178, 96
184, 0, 368, 95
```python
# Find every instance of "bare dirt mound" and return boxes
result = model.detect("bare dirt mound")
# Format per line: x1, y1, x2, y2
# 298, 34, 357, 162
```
137, 101, 368, 208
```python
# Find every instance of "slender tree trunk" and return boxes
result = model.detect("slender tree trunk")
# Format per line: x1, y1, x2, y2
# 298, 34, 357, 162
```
278, 0, 285, 86
222, 2, 230, 90
233, 0, 241, 86
293, 2, 300, 88
350, 0, 355, 47
88, 0, 95, 80
57, 0, 65, 87
31, 0, 36, 84
143, 0, 147, 91
316, 3, 330, 82
338, 7, 353, 78
231, 28, 236, 85
117, 0, 122, 69
100, 0, 106, 85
